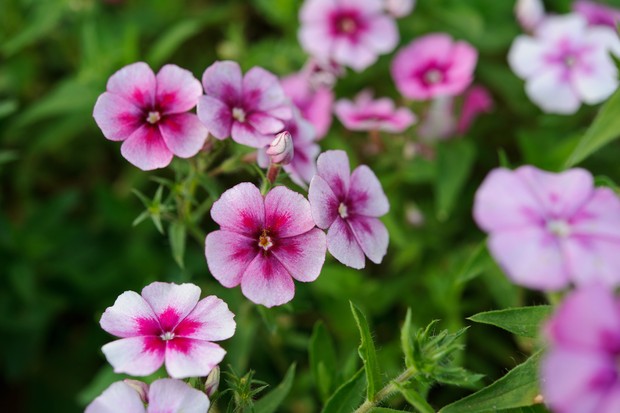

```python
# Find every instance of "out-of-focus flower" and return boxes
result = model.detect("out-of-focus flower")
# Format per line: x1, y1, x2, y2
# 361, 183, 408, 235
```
334, 90, 416, 133
100, 282, 235, 378
266, 131, 294, 165
86, 379, 210, 413
383, 0, 415, 18
391, 34, 478, 100
93, 62, 208, 170
299, 0, 399, 72
309, 150, 389, 269
542, 285, 620, 413
205, 183, 326, 307
456, 85, 493, 134
573, 0, 620, 29
197, 61, 291, 148
515, 0, 546, 32
508, 14, 620, 114
474, 166, 620, 290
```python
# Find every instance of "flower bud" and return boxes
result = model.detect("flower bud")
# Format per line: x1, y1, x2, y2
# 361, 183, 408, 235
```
266, 131, 294, 165
384, 0, 415, 18
204, 366, 220, 397
515, 0, 545, 32
124, 379, 149, 404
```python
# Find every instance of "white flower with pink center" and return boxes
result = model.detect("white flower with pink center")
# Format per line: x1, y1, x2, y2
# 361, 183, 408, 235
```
299, 0, 399, 72
205, 183, 327, 308
508, 14, 620, 114
309, 150, 390, 269
100, 282, 235, 379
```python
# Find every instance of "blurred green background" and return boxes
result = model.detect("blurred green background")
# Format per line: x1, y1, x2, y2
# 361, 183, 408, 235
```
2, 0, 620, 412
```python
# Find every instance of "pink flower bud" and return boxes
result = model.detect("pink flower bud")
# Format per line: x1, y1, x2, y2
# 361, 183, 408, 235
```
384, 0, 415, 18
266, 131, 294, 165
123, 379, 149, 404
204, 365, 220, 397
515, 0, 545, 32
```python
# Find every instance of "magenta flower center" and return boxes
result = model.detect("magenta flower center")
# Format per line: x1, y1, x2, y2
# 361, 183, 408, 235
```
338, 17, 357, 34
160, 331, 175, 341
146, 111, 161, 124
258, 230, 274, 251
547, 219, 571, 238
330, 10, 365, 37
232, 107, 246, 123
338, 202, 349, 219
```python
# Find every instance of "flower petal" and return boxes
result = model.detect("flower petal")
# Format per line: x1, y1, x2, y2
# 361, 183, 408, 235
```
120, 125, 173, 171
175, 295, 236, 341
140, 282, 201, 332
201, 61, 242, 105
159, 113, 208, 158
240, 255, 295, 307
565, 236, 620, 287
247, 112, 285, 135
272, 228, 327, 282
93, 92, 142, 141
507, 35, 546, 79
349, 165, 389, 217
309, 175, 340, 229
148, 379, 210, 413
316, 150, 351, 200
156, 64, 203, 114
327, 217, 366, 269
107, 62, 156, 109
100, 291, 158, 338
348, 215, 389, 264
164, 338, 226, 379
210, 182, 265, 235
362, 15, 398, 53
205, 230, 258, 288
572, 188, 620, 240
525, 66, 581, 114
264, 186, 315, 237
197, 95, 232, 140
102, 337, 165, 376
242, 66, 288, 112
231, 121, 272, 148
85, 382, 145, 413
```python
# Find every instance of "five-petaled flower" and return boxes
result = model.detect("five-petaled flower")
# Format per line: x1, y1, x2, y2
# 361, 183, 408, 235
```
197, 61, 292, 148
309, 150, 389, 269
205, 183, 327, 307
334, 90, 416, 133
93, 62, 208, 170
100, 282, 235, 378
86, 379, 210, 413
474, 166, 620, 290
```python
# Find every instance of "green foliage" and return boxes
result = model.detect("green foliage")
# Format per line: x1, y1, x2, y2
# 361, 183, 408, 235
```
253, 364, 296, 413
469, 307, 553, 338
322, 369, 367, 413
310, 321, 339, 402
350, 302, 382, 402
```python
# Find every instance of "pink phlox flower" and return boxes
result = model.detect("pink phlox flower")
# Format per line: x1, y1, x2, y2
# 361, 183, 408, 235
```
86, 379, 210, 413
542, 285, 620, 413
308, 150, 390, 269
100, 282, 235, 379
456, 85, 493, 134
197, 61, 292, 148
383, 0, 416, 18
391, 33, 478, 101
515, 0, 546, 32
93, 62, 208, 171
508, 14, 620, 114
474, 166, 620, 290
299, 0, 399, 72
574, 0, 620, 29
205, 183, 327, 307
334, 90, 417, 133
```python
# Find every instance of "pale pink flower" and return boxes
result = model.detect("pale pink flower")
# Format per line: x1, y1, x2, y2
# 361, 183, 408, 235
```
474, 166, 620, 290
86, 379, 210, 413
205, 183, 327, 307
266, 131, 294, 165
391, 34, 478, 101
298, 0, 399, 72
574, 0, 620, 29
508, 14, 620, 114
383, 0, 415, 18
334, 90, 416, 133
93, 62, 208, 170
515, 0, 546, 32
308, 150, 389, 269
542, 285, 620, 413
100, 282, 235, 378
197, 61, 292, 148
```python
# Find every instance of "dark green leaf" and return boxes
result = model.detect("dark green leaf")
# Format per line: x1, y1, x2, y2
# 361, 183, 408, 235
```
400, 308, 415, 369
395, 382, 435, 413
310, 321, 338, 402
468, 307, 552, 338
322, 368, 366, 413
350, 301, 381, 401
254, 364, 296, 413
168, 221, 186, 269
435, 139, 477, 220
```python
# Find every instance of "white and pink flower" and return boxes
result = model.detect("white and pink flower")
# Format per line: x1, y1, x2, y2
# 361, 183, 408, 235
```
309, 150, 389, 269
205, 183, 327, 307
100, 282, 235, 378
93, 62, 208, 170
508, 14, 620, 114
334, 90, 416, 133
299, 0, 399, 72
197, 61, 292, 148
391, 34, 478, 101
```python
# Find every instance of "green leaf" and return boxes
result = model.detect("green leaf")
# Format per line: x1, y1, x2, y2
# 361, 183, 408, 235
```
350, 301, 381, 402
435, 139, 477, 220
254, 364, 296, 413
400, 308, 415, 369
322, 368, 366, 413
168, 221, 186, 269
439, 350, 543, 413
395, 383, 435, 413
310, 321, 338, 402
565, 87, 620, 167
369, 409, 411, 413
456, 242, 493, 285
468, 306, 552, 338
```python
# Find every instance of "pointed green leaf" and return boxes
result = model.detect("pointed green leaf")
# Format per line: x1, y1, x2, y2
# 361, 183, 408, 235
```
322, 368, 366, 413
395, 383, 435, 413
310, 321, 338, 402
350, 302, 381, 401
254, 364, 296, 413
468, 306, 552, 338
369, 409, 411, 413
400, 308, 415, 369
456, 242, 493, 285
435, 139, 476, 221
168, 221, 186, 269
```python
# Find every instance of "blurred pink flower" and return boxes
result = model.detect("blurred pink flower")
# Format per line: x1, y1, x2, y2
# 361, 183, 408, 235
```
197, 61, 292, 148
474, 166, 620, 290
515, 0, 545, 32
542, 285, 620, 413
508, 14, 620, 114
383, 0, 415, 18
456, 85, 493, 134
334, 90, 416, 133
100, 282, 235, 378
298, 0, 399, 72
93, 62, 208, 170
205, 183, 326, 307
391, 33, 478, 100
309, 150, 389, 269
86, 379, 210, 413
573, 0, 620, 28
